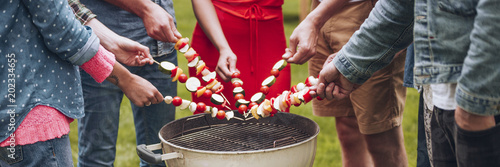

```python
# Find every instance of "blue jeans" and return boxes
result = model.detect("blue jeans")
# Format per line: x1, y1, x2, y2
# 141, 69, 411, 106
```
403, 43, 414, 88
77, 53, 177, 167
0, 134, 73, 166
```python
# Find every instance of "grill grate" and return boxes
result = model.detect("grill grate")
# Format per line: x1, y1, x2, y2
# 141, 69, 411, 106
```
166, 122, 312, 151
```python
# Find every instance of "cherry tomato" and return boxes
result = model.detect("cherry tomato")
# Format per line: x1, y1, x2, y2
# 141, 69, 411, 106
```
196, 102, 206, 113
270, 69, 280, 77
216, 110, 226, 120
232, 82, 242, 87
231, 72, 241, 78
172, 96, 182, 106
203, 89, 212, 98
248, 102, 258, 109
260, 85, 270, 95
238, 104, 247, 114
234, 93, 245, 100
178, 73, 188, 83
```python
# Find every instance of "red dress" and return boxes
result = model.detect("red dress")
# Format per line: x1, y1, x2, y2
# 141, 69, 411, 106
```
189, 0, 291, 112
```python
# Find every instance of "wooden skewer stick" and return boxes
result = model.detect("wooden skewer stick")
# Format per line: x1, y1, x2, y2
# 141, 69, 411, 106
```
139, 52, 160, 65
152, 59, 160, 65
220, 93, 231, 106
232, 117, 244, 121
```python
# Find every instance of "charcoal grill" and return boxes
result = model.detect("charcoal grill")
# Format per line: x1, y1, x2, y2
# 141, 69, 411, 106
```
137, 111, 319, 167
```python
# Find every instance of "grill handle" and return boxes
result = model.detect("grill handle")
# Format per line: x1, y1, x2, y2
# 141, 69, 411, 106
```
137, 143, 183, 164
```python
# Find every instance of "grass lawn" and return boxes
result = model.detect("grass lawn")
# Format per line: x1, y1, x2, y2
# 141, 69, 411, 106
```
70, 0, 420, 166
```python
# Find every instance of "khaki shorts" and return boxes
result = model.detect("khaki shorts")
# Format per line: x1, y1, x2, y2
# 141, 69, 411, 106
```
308, 0, 407, 135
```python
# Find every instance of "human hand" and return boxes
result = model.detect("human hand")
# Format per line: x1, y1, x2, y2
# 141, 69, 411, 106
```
310, 53, 357, 100
118, 74, 163, 107
141, 4, 182, 43
282, 19, 320, 64
111, 37, 154, 66
216, 49, 238, 82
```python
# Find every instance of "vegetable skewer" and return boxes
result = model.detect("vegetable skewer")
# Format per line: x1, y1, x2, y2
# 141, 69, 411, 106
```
161, 37, 322, 120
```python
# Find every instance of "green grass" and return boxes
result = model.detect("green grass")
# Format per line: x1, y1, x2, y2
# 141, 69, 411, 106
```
70, 0, 419, 166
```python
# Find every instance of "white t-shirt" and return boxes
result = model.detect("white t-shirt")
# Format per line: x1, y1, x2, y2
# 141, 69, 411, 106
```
431, 83, 457, 110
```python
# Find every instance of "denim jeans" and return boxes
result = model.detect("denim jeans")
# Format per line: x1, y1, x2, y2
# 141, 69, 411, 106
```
431, 107, 500, 166
0, 134, 73, 166
403, 43, 414, 88
77, 53, 177, 167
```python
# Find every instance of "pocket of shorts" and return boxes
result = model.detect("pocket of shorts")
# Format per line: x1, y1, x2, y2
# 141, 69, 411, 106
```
438, 0, 477, 17
0, 145, 23, 164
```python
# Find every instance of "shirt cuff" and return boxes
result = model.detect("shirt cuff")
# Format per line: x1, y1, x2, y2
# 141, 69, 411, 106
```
333, 51, 371, 85
456, 85, 500, 116
68, 27, 100, 66
80, 45, 116, 83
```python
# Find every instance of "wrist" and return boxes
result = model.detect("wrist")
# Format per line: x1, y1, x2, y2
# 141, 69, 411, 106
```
85, 19, 122, 52
101, 36, 125, 55
219, 47, 233, 55
136, 1, 157, 19
116, 73, 133, 88
305, 13, 325, 30
107, 63, 133, 87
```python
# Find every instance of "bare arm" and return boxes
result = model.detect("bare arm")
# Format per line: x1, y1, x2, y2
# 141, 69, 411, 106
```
191, 0, 237, 82
103, 0, 181, 42
283, 0, 350, 64
85, 18, 153, 66
106, 62, 163, 107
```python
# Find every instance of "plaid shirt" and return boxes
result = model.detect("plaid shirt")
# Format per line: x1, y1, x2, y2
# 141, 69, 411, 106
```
68, 0, 97, 24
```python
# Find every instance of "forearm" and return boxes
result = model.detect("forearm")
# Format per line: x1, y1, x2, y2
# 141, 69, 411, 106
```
334, 0, 414, 85
106, 62, 132, 87
103, 0, 157, 18
85, 18, 153, 67
84, 18, 123, 53
192, 0, 231, 52
305, 0, 350, 30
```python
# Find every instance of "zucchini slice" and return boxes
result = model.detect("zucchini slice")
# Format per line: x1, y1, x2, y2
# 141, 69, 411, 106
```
210, 94, 224, 105
250, 92, 266, 104
232, 87, 245, 96
185, 77, 201, 92
261, 76, 276, 87
272, 59, 287, 71
235, 99, 250, 108
158, 61, 176, 74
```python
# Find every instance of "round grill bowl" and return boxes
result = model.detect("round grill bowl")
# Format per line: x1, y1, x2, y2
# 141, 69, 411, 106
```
137, 112, 319, 167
